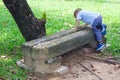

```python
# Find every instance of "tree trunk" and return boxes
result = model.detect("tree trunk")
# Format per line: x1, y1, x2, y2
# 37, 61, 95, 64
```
2, 0, 46, 41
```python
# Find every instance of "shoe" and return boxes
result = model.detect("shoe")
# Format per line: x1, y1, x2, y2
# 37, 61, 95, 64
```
96, 43, 105, 51
101, 24, 107, 36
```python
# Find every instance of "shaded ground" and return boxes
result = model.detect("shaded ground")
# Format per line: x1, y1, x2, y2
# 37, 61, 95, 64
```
28, 47, 120, 80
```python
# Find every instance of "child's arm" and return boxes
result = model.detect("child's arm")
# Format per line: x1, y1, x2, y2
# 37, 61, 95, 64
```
76, 20, 88, 28
75, 20, 80, 28
72, 20, 88, 31
72, 20, 81, 31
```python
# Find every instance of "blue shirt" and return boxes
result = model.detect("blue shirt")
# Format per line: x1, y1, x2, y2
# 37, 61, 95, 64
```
76, 10, 100, 25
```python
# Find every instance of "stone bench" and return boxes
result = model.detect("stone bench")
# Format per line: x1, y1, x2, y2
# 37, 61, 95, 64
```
21, 27, 97, 73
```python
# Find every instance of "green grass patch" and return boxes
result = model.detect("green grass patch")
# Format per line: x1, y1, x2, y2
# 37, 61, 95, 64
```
0, 0, 120, 79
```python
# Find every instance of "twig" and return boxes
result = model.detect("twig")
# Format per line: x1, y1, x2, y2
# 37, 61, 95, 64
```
86, 55, 120, 65
77, 62, 102, 80
106, 56, 120, 60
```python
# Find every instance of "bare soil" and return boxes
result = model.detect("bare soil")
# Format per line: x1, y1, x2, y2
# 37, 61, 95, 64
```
28, 47, 120, 80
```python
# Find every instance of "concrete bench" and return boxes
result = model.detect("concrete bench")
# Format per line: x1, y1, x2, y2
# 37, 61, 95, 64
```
21, 27, 97, 73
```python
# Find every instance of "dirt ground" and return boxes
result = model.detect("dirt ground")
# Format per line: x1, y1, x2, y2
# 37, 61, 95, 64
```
28, 47, 120, 80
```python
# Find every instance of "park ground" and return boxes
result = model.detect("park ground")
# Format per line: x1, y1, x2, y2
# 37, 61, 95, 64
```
28, 47, 120, 80
0, 0, 120, 80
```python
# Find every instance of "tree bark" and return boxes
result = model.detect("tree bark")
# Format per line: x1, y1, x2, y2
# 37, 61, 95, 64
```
2, 0, 46, 41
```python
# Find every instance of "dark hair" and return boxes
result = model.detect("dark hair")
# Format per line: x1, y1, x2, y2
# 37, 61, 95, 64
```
74, 8, 82, 18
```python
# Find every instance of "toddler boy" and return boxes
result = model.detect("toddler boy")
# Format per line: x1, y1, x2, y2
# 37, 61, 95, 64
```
74, 8, 107, 51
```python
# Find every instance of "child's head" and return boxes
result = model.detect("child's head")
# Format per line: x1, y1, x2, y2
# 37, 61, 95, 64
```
74, 8, 81, 18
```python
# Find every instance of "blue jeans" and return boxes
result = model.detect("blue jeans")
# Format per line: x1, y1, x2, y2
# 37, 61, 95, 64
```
92, 16, 102, 42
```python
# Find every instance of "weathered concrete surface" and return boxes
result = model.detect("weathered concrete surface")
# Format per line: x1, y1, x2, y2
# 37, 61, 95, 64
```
32, 58, 61, 73
21, 28, 76, 58
21, 27, 97, 73
31, 28, 95, 59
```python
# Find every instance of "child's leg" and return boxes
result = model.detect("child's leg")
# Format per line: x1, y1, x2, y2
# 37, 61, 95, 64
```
93, 25, 102, 43
92, 16, 103, 43
93, 25, 105, 51
92, 16, 105, 51
96, 23, 107, 36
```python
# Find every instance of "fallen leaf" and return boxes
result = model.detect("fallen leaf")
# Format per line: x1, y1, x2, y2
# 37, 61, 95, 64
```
114, 64, 120, 71
90, 64, 101, 73
20, 58, 24, 62
0, 55, 7, 59
97, 70, 101, 73
90, 63, 96, 71
64, 22, 74, 27
0, 77, 5, 80
64, 22, 69, 26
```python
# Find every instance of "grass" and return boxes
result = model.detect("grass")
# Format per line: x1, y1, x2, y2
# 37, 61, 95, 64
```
0, 0, 120, 79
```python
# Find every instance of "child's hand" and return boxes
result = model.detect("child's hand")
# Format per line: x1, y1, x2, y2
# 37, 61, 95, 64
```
71, 27, 77, 32
71, 26, 81, 32
76, 26, 81, 29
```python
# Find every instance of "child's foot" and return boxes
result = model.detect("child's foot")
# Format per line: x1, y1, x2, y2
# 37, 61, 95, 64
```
96, 43, 105, 51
